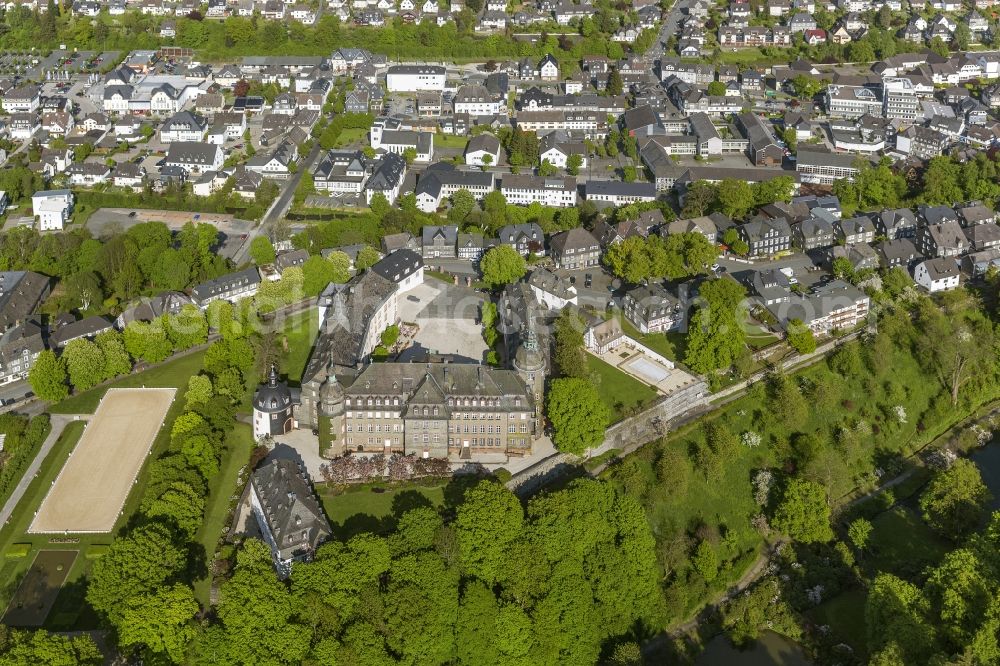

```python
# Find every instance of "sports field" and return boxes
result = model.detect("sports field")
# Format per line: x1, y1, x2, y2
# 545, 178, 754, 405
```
29, 388, 175, 534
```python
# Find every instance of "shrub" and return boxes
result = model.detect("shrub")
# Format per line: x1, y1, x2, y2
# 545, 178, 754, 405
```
5, 543, 31, 558
85, 544, 110, 559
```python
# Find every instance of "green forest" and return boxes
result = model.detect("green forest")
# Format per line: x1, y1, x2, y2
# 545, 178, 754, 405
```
0, 1, 659, 62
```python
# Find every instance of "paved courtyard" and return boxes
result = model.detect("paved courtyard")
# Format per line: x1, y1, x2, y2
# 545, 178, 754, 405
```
397, 281, 488, 364
268, 428, 326, 481
591, 339, 701, 396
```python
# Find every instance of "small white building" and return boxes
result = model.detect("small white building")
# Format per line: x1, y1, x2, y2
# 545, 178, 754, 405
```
464, 133, 501, 166
32, 190, 74, 231
913, 257, 960, 292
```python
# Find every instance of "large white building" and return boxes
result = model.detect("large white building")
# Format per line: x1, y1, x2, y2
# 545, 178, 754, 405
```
370, 121, 434, 163
164, 141, 225, 174
32, 190, 74, 231
386, 65, 446, 91
500, 175, 577, 207
453, 84, 502, 116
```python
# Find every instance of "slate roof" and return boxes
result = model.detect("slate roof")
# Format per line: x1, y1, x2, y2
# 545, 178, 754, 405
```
251, 459, 331, 564
51, 315, 113, 347
303, 271, 398, 377
0, 272, 49, 333
191, 267, 260, 303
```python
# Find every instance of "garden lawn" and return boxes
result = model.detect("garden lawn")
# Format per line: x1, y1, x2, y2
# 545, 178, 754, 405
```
50, 350, 206, 415
434, 133, 470, 150
587, 354, 658, 422
333, 127, 368, 147
192, 423, 255, 605
277, 307, 320, 386
867, 505, 951, 579
746, 323, 780, 350
809, 588, 869, 659
616, 313, 686, 363
318, 481, 445, 539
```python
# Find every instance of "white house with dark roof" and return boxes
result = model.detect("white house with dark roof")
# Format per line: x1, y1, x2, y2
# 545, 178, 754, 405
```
159, 111, 207, 143
464, 133, 501, 166
364, 153, 407, 204
191, 267, 261, 308
914, 257, 960, 292
164, 141, 224, 174
370, 248, 424, 294
249, 458, 332, 576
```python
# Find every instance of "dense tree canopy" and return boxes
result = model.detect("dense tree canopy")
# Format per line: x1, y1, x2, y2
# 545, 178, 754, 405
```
546, 377, 610, 455
684, 277, 748, 375
479, 245, 527, 288
920, 459, 992, 541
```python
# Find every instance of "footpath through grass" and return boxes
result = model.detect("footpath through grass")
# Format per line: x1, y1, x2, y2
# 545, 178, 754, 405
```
0, 422, 99, 630
0, 351, 209, 627
606, 328, 1000, 628
193, 423, 255, 605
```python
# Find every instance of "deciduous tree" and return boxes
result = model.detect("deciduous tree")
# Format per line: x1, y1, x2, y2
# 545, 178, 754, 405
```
117, 584, 198, 663
771, 478, 833, 543
28, 350, 68, 402
546, 377, 610, 455
480, 245, 527, 287
920, 459, 992, 541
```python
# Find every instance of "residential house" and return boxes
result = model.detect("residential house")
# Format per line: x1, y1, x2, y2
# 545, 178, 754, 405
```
164, 141, 224, 174
876, 238, 920, 269
913, 257, 960, 292
499, 223, 545, 256
623, 283, 683, 333
192, 267, 261, 308
421, 225, 459, 259
549, 228, 600, 270
738, 217, 792, 257
249, 458, 332, 576
917, 221, 970, 258
31, 190, 74, 231
464, 134, 501, 167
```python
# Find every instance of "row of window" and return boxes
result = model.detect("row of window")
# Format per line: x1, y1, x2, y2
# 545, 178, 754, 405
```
344, 423, 529, 434
344, 411, 531, 421
345, 396, 521, 408
342, 437, 532, 451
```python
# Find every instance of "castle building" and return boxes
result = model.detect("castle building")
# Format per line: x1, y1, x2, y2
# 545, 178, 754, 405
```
252, 367, 294, 440
249, 459, 331, 576
322, 362, 536, 460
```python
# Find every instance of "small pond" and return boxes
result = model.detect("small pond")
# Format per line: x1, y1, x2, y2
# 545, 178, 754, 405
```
970, 439, 1000, 512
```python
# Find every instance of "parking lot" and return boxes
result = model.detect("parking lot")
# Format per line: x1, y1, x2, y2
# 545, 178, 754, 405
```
86, 208, 255, 260
396, 281, 488, 363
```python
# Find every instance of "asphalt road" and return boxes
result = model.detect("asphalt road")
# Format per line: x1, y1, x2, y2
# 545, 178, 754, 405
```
646, 0, 690, 64
231, 140, 324, 265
